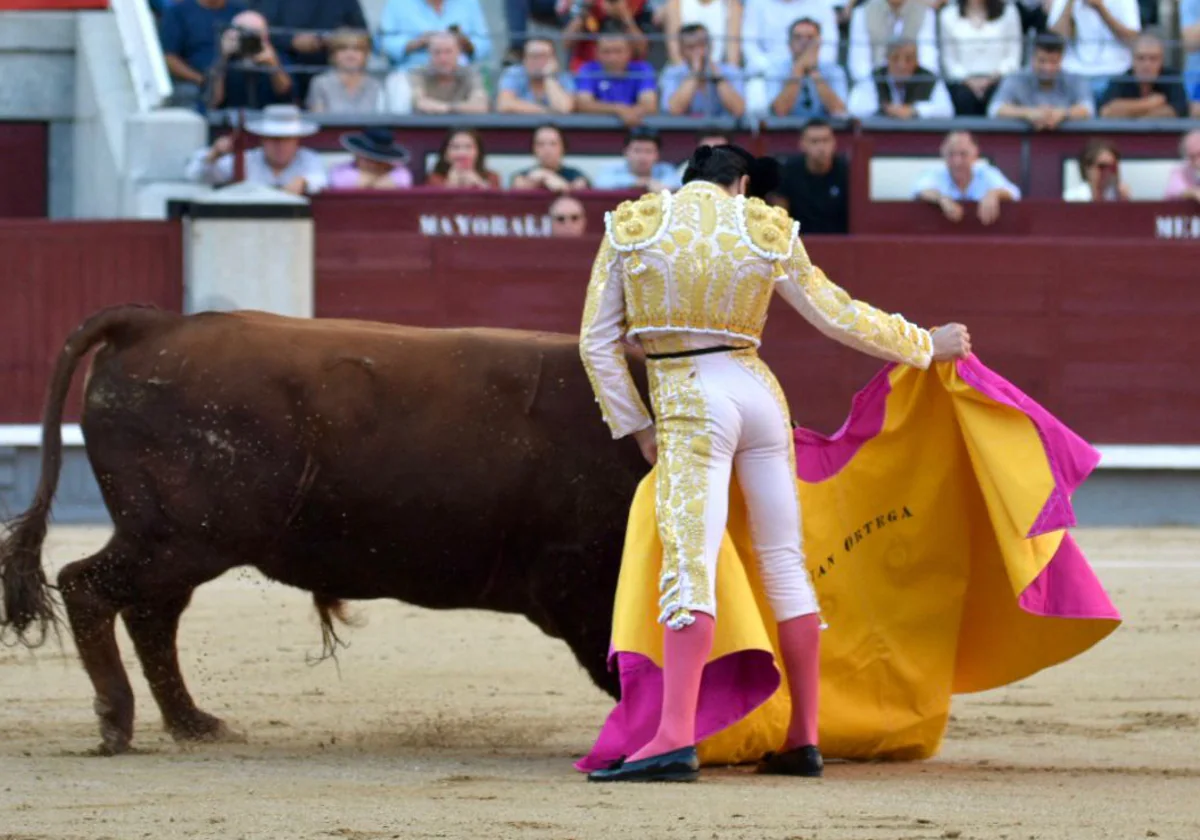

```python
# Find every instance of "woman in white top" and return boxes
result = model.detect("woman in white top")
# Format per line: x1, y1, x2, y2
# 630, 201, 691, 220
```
939, 0, 1022, 115
664, 0, 743, 66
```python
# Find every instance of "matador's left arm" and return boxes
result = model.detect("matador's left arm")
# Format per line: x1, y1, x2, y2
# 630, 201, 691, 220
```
579, 236, 654, 439
775, 234, 934, 370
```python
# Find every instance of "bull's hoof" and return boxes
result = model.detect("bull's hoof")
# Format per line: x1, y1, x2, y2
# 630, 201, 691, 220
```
169, 712, 247, 745
94, 697, 133, 756
95, 726, 133, 756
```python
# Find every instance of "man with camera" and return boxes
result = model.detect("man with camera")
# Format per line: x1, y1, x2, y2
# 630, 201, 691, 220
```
207, 10, 296, 110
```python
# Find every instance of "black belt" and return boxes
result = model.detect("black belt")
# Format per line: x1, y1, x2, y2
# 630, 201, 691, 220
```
644, 344, 749, 360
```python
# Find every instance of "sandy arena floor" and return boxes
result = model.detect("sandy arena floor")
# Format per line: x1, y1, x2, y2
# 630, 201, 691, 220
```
0, 526, 1197, 840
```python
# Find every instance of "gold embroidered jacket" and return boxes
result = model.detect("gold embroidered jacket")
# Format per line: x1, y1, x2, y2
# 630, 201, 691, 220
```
580, 181, 934, 439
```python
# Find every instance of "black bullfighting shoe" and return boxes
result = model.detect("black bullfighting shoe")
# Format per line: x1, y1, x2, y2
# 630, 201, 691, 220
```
756, 744, 824, 777
587, 746, 700, 783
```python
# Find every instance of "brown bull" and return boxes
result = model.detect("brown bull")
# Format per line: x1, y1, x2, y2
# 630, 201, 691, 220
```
0, 305, 647, 754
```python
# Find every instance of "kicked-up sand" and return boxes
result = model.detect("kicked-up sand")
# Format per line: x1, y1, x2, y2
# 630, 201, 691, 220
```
0, 526, 1197, 840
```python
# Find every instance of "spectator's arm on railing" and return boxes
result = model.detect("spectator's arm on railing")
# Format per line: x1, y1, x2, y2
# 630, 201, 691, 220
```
717, 69, 746, 118
814, 67, 848, 117
914, 82, 954, 119
1099, 89, 1180, 119
455, 71, 490, 113
663, 66, 699, 115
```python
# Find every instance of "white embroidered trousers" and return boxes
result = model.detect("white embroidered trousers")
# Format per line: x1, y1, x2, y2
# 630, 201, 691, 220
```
645, 341, 821, 630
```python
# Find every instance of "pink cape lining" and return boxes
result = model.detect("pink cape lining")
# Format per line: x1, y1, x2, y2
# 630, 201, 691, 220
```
575, 358, 1118, 772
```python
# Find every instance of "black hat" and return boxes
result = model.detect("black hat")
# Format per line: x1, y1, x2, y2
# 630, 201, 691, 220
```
339, 127, 411, 165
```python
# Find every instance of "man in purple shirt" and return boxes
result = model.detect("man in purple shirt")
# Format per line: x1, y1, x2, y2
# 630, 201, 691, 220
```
574, 19, 658, 126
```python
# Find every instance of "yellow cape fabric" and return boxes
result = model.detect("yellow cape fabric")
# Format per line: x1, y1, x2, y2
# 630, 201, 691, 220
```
609, 362, 1120, 765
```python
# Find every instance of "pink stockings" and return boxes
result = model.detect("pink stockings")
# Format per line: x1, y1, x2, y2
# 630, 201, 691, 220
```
626, 611, 821, 762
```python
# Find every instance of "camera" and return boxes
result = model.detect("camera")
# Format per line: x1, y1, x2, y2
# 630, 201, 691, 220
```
233, 26, 263, 59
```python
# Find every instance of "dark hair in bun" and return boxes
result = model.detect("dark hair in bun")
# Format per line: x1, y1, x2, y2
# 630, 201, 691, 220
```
681, 143, 781, 199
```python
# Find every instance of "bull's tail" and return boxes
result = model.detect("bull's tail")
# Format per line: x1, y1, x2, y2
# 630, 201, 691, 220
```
0, 304, 169, 646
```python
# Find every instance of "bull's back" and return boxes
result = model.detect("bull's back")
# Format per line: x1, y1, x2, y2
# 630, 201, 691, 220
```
80, 311, 645, 607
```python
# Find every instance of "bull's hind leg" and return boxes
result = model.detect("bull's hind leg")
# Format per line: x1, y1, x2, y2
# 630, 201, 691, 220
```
122, 593, 242, 745
59, 537, 236, 754
57, 540, 141, 755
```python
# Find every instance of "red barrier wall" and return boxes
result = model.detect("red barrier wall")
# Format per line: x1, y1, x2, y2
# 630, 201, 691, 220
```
316, 231, 1199, 444
0, 123, 48, 218
0, 221, 182, 422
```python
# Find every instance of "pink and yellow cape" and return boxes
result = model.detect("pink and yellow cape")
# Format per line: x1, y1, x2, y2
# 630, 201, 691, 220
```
578, 357, 1121, 771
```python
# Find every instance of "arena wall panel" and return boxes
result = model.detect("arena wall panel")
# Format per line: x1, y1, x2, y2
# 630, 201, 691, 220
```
315, 231, 1199, 444
0, 220, 181, 422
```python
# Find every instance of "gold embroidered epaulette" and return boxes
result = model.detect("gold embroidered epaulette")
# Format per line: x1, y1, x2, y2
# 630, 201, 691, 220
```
738, 196, 798, 261
605, 190, 672, 252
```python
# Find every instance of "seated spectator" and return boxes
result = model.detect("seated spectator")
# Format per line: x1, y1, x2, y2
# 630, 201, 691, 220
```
511, 125, 593, 191
1064, 139, 1131, 201
253, 0, 367, 104
939, 0, 1021, 116
768, 17, 848, 118
550, 194, 589, 236
426, 129, 502, 189
575, 21, 659, 125
563, 0, 652, 73
409, 32, 489, 114
184, 104, 325, 195
380, 0, 491, 70
1048, 0, 1140, 96
664, 0, 743, 66
743, 0, 837, 75
505, 0, 562, 63
847, 0, 939, 84
661, 23, 746, 117
913, 131, 1020, 225
769, 118, 848, 234
989, 34, 1094, 127
496, 36, 577, 114
847, 37, 953, 119
328, 128, 414, 190
159, 0, 246, 109
1164, 129, 1200, 202
1098, 33, 1188, 119
594, 126, 683, 192
306, 29, 384, 113
207, 11, 295, 110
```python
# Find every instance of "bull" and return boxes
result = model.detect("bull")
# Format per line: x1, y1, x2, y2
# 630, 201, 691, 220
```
0, 305, 646, 754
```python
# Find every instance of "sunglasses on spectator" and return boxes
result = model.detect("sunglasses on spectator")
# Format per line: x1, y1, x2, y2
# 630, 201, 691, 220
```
1094, 161, 1117, 172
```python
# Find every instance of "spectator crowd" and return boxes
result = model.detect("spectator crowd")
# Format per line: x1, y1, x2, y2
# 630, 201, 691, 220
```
158, 0, 1200, 232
